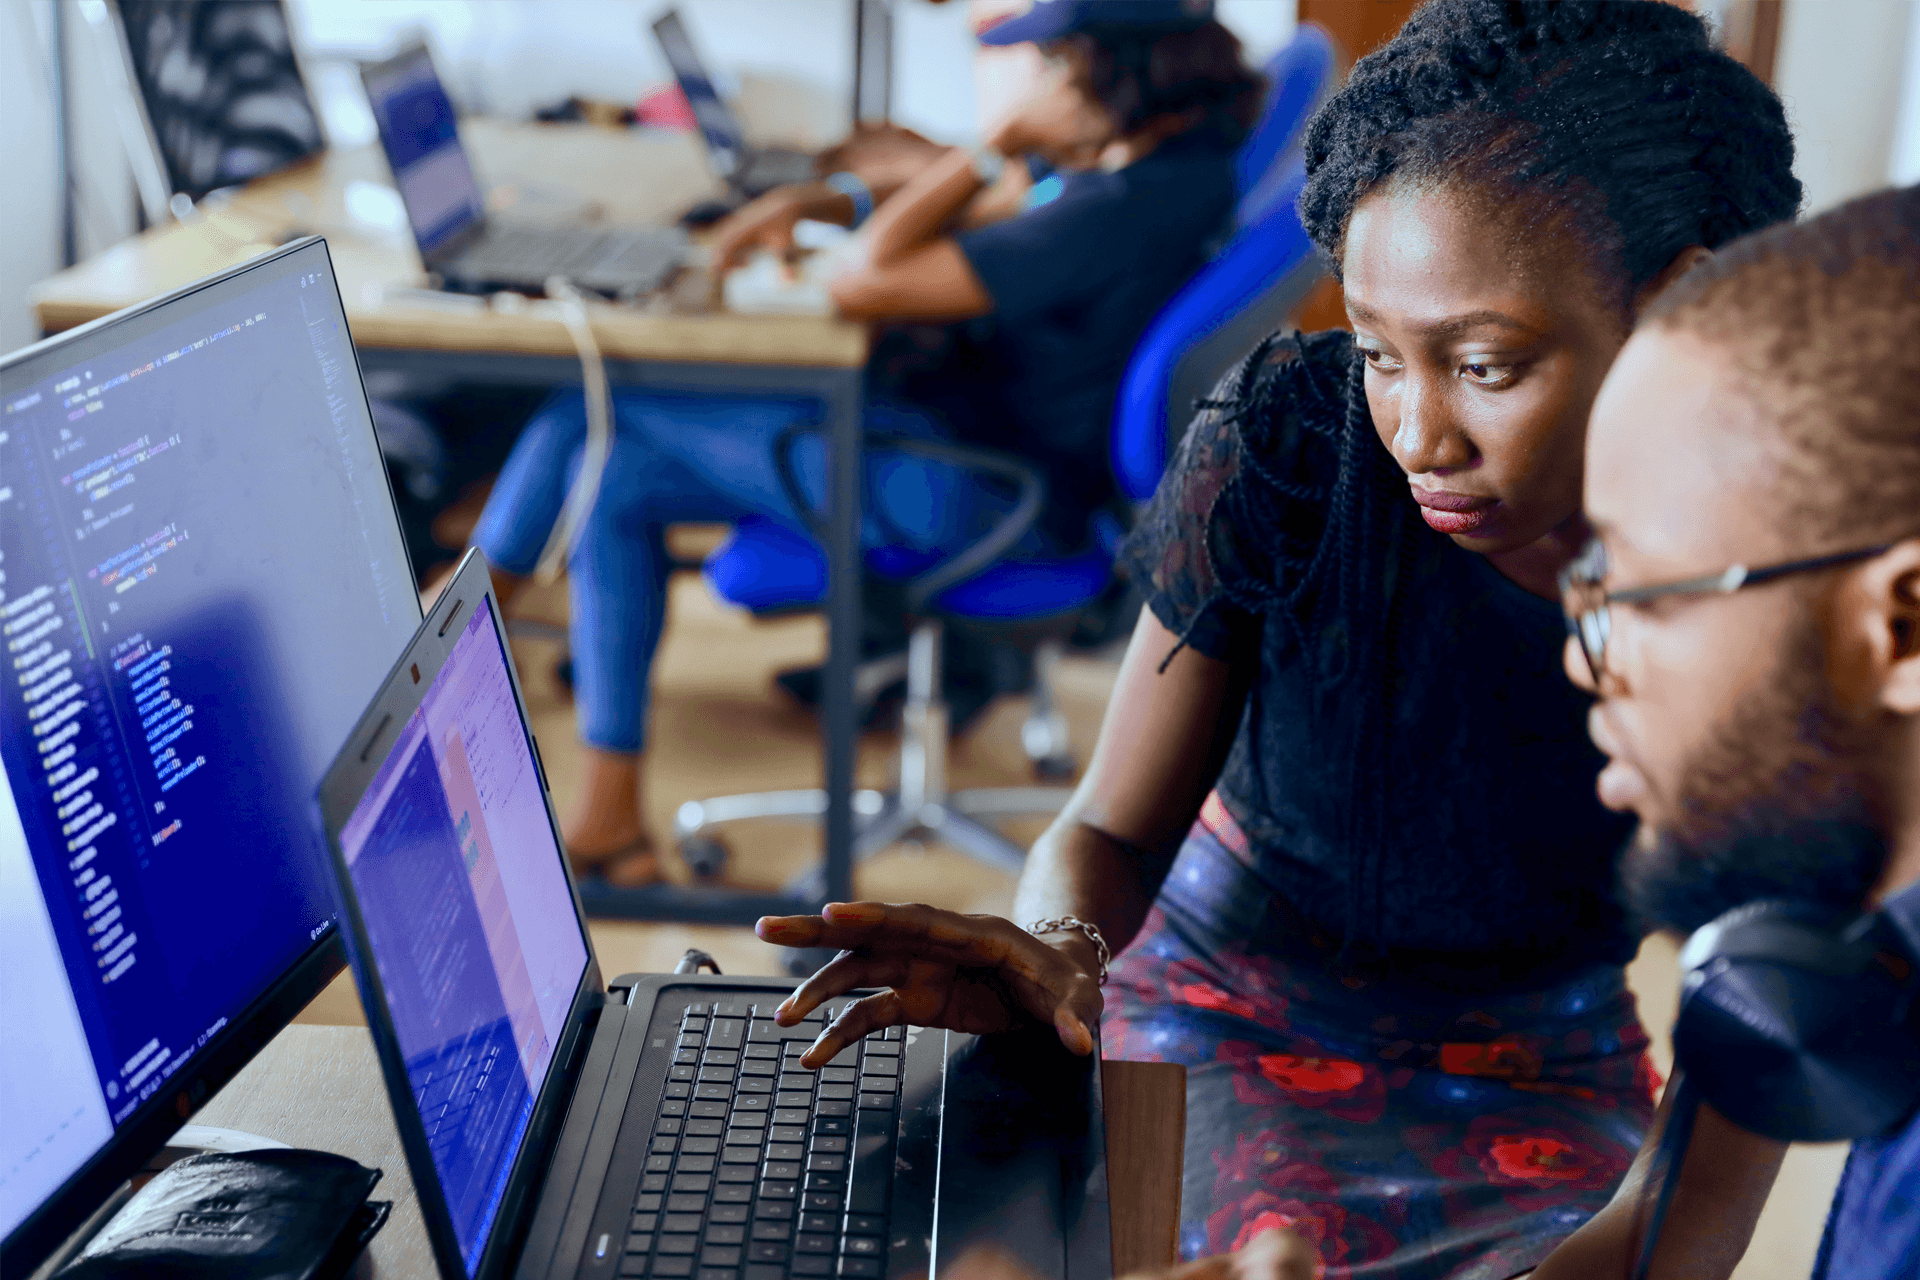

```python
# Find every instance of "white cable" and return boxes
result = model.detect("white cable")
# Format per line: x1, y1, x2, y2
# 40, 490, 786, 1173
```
533, 277, 614, 583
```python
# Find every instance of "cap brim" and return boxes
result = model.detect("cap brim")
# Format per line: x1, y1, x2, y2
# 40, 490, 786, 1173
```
976, 7, 1076, 46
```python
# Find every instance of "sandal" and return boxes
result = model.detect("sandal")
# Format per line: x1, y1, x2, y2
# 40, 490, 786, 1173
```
568, 834, 661, 888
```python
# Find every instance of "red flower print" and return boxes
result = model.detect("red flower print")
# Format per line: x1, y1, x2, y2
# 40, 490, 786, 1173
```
1484, 1134, 1598, 1183
1259, 1054, 1368, 1094
1181, 983, 1259, 1020
1438, 1037, 1544, 1080
1422, 1114, 1631, 1211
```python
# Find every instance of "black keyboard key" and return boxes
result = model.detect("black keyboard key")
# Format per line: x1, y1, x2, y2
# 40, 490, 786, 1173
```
767, 1143, 804, 1161
699, 1066, 737, 1083
773, 1108, 810, 1126
777, 1073, 814, 1092
827, 1046, 858, 1067
723, 1129, 761, 1146
738, 1078, 773, 1094
713, 1185, 752, 1205
730, 1112, 767, 1130
698, 1268, 739, 1280
884, 1025, 905, 1040
686, 1118, 724, 1137
801, 1192, 841, 1212
627, 1231, 654, 1253
755, 1199, 796, 1220
811, 1136, 849, 1154
654, 1258, 694, 1278
858, 1077, 897, 1094
808, 1154, 847, 1172
804, 1172, 846, 1192
675, 1049, 701, 1065
813, 1117, 851, 1136
695, 1084, 732, 1101
795, 1234, 836, 1254
792, 1257, 833, 1276
684, 1002, 709, 1016
670, 1065, 697, 1082
799, 1212, 837, 1232
667, 1194, 704, 1213
638, 1194, 665, 1212
841, 1237, 882, 1257
657, 1118, 684, 1136
662, 1214, 701, 1233
705, 1049, 740, 1067
746, 1266, 786, 1280
760, 1179, 798, 1199
691, 1101, 728, 1119
661, 1100, 689, 1118
858, 1094, 893, 1111
658, 1235, 699, 1255
740, 1059, 778, 1077
664, 1083, 692, 1100
671, 1174, 712, 1194
859, 1058, 899, 1077
734, 1095, 771, 1112
720, 1148, 759, 1164
709, 1017, 747, 1050
705, 1225, 746, 1245
682, 1137, 720, 1155
717, 1165, 756, 1183
745, 1044, 779, 1060
775, 1092, 812, 1109
651, 1137, 678, 1155
763, 1161, 802, 1181
844, 1214, 884, 1235
848, 1108, 893, 1214
678, 1155, 717, 1173
641, 1174, 670, 1193
683, 1016, 708, 1032
646, 1155, 674, 1174
711, 1204, 749, 1224
817, 1085, 854, 1102
713, 998, 754, 1018
862, 1040, 900, 1057
619, 1260, 648, 1279
818, 1067, 857, 1084
749, 1242, 790, 1262
751, 1220, 793, 1240
749, 1020, 814, 1043
838, 1259, 883, 1277
816, 1101, 852, 1118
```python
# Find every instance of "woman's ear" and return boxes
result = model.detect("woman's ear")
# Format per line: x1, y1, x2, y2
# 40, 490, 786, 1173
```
1880, 541, 1920, 717
1632, 245, 1714, 317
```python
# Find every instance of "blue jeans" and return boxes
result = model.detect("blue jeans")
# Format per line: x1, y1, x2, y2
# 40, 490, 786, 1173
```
472, 389, 1011, 751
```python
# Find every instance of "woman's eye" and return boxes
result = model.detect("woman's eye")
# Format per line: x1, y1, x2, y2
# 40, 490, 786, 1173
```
1459, 358, 1515, 386
1360, 347, 1402, 372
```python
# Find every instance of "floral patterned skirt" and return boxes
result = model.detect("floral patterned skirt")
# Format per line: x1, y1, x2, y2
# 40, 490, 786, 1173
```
1102, 794, 1659, 1279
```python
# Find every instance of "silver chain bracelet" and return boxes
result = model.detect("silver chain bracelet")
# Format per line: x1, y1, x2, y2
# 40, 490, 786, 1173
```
1025, 916, 1111, 984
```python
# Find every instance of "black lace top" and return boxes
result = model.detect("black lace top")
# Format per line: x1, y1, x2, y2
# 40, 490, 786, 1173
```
1122, 329, 1637, 982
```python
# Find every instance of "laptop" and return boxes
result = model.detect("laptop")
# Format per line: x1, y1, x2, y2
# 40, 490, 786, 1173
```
317, 550, 1112, 1279
650, 10, 819, 199
360, 43, 688, 298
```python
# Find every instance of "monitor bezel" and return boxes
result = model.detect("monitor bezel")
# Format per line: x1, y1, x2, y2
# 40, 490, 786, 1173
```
0, 237, 418, 1275
318, 550, 605, 1280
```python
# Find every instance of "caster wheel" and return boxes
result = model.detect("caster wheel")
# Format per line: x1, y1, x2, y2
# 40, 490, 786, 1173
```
679, 833, 731, 882
1031, 754, 1076, 781
553, 655, 575, 693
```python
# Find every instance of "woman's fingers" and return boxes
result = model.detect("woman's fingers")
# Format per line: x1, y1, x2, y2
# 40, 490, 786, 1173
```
798, 989, 908, 1067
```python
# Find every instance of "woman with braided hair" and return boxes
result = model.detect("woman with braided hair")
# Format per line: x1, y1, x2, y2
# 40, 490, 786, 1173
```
759, 2, 1800, 1274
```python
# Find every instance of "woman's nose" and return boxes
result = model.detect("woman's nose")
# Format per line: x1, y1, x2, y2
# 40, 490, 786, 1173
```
1390, 375, 1474, 475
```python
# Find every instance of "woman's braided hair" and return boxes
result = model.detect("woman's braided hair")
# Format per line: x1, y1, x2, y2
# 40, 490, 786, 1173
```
1299, 0, 1801, 296
1178, 1, 1802, 946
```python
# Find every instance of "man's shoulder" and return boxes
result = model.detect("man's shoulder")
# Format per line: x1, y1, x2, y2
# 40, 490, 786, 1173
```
1818, 1111, 1920, 1278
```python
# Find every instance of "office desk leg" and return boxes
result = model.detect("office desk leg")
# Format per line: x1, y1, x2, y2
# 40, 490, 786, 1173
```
820, 367, 862, 907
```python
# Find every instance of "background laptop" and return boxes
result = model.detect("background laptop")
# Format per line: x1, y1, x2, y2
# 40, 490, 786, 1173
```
360, 43, 687, 298
318, 551, 1110, 1279
651, 10, 818, 199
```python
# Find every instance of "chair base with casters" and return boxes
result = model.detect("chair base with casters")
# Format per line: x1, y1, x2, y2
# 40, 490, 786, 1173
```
674, 616, 1073, 888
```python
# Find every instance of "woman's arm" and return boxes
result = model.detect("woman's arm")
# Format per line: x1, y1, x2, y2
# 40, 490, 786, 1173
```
827, 145, 996, 321
756, 605, 1253, 1060
1527, 1084, 1787, 1279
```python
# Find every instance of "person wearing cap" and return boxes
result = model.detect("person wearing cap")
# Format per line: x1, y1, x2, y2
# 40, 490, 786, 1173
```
463, 0, 1263, 885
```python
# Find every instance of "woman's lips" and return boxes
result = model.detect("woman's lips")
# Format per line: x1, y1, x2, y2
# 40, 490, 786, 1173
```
1410, 487, 1501, 535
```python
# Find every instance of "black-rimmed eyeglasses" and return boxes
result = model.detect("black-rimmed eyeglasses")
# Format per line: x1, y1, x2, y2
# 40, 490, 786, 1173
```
1558, 539, 1895, 686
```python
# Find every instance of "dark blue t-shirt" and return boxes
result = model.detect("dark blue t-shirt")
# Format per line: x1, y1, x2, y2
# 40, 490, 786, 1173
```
1815, 1114, 1920, 1278
950, 128, 1239, 540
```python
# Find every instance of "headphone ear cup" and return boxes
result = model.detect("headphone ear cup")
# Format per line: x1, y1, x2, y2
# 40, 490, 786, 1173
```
1674, 906, 1920, 1142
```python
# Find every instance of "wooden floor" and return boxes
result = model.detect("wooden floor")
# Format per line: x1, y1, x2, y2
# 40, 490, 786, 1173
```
295, 563, 1844, 1277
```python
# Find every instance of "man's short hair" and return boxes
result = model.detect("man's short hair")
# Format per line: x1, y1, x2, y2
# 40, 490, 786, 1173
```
1641, 184, 1920, 544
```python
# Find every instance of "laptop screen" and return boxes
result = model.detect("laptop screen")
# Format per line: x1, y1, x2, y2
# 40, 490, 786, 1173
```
337, 600, 587, 1274
362, 45, 486, 256
651, 11, 748, 176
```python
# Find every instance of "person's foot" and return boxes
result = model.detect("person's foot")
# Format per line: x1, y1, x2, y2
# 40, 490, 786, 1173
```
565, 832, 661, 887
562, 747, 659, 886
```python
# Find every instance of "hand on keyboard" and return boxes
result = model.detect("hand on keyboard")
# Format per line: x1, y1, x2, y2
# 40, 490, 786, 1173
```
754, 902, 1103, 1066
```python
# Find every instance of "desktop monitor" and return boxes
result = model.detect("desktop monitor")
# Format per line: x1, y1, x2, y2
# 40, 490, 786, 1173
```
0, 239, 418, 1272
107, 0, 326, 206
360, 43, 488, 262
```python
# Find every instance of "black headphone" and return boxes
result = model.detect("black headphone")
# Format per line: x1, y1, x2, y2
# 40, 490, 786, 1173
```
1630, 880, 1920, 1278
1672, 878, 1920, 1143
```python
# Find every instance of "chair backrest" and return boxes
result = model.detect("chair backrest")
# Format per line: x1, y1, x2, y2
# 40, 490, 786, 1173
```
1110, 162, 1318, 504
1234, 24, 1338, 223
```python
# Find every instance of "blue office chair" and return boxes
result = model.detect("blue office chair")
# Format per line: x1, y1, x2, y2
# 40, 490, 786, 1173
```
675, 35, 1335, 881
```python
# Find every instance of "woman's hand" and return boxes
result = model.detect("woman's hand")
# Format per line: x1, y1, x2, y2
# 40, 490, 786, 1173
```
754, 901, 1104, 1067
815, 122, 952, 196
987, 66, 1114, 168
710, 189, 810, 277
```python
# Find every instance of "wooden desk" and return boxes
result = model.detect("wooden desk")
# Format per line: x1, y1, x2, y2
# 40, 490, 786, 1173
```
195, 1025, 1184, 1277
28, 122, 866, 370
28, 121, 871, 923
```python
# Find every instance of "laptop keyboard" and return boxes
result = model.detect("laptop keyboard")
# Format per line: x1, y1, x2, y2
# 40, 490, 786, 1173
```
462, 224, 686, 292
620, 999, 903, 1280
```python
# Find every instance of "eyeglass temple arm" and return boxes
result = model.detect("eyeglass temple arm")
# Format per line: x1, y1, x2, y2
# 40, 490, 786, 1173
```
1604, 545, 1893, 607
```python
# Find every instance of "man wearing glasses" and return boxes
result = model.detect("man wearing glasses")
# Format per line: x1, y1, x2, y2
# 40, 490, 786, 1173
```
1556, 184, 1920, 1277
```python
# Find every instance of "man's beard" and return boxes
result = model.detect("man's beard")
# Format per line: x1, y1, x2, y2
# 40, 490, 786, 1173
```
1621, 618, 1892, 937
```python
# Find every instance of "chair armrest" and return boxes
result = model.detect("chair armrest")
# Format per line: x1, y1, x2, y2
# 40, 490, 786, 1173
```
767, 425, 1046, 614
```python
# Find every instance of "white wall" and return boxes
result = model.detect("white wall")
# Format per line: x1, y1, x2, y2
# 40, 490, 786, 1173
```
1773, 0, 1917, 213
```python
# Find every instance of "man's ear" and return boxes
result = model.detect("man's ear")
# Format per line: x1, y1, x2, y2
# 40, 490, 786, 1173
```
1632, 245, 1714, 317
1872, 539, 1920, 716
